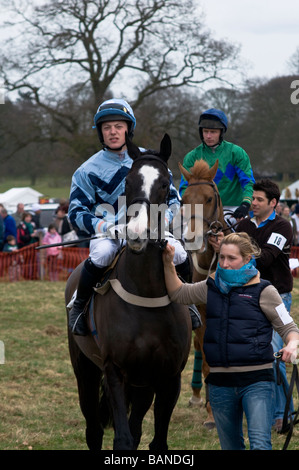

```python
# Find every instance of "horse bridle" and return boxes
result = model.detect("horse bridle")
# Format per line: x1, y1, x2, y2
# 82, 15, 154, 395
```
185, 180, 224, 237
126, 155, 170, 250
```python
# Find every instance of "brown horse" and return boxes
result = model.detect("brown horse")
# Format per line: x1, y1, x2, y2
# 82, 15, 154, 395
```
66, 134, 191, 450
179, 159, 228, 428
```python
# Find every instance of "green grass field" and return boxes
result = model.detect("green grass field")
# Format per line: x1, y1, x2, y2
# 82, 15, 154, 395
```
0, 178, 71, 201
0, 279, 298, 451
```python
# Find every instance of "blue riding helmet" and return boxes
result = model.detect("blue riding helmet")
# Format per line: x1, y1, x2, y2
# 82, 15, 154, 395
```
198, 108, 228, 143
94, 98, 136, 144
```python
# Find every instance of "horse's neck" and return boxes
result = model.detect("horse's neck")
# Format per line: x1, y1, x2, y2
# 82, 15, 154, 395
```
118, 246, 167, 297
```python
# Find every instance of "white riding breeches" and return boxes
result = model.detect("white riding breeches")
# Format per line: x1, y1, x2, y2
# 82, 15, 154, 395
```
89, 232, 187, 268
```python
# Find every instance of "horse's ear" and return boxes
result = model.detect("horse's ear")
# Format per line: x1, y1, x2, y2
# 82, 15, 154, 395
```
178, 162, 191, 182
209, 159, 219, 180
159, 133, 171, 163
125, 132, 141, 161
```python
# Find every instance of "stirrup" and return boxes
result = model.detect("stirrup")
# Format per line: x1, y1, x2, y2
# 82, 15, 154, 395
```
188, 304, 202, 330
71, 311, 89, 336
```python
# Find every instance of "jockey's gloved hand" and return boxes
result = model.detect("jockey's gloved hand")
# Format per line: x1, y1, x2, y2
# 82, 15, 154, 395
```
107, 223, 126, 239
233, 202, 250, 219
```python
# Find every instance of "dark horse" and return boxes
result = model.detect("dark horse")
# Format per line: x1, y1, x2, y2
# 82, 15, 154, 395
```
179, 159, 228, 428
65, 134, 191, 450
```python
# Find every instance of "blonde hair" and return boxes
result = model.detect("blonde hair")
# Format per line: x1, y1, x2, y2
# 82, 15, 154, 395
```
220, 232, 261, 260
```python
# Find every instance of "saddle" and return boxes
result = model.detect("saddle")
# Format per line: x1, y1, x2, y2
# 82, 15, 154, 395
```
66, 250, 123, 311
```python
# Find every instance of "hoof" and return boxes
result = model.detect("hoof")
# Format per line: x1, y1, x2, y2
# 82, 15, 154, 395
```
188, 395, 204, 407
203, 420, 216, 430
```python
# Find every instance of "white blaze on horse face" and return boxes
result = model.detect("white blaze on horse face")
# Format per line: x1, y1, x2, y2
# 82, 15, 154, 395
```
127, 165, 159, 238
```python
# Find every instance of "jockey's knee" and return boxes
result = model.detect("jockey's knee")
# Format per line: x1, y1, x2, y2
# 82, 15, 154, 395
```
89, 238, 122, 267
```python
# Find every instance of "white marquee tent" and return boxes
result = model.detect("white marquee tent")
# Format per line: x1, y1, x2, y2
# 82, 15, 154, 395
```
0, 187, 43, 213
281, 180, 299, 200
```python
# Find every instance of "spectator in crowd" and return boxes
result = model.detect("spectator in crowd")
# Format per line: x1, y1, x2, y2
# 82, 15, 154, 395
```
0, 211, 4, 251
17, 212, 39, 248
29, 203, 44, 243
54, 204, 75, 241
275, 201, 285, 216
291, 203, 299, 246
30, 203, 43, 230
3, 234, 18, 252
42, 223, 62, 281
2, 234, 22, 282
0, 207, 17, 242
282, 205, 297, 244
12, 203, 25, 226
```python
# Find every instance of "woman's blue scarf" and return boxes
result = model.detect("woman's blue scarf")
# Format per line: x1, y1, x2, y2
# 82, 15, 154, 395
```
214, 258, 258, 294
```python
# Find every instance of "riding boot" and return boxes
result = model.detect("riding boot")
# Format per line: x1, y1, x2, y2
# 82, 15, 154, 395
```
176, 255, 202, 330
69, 258, 107, 336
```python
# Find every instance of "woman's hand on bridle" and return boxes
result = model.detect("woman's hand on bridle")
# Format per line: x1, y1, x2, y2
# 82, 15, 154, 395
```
208, 231, 224, 252
162, 242, 175, 266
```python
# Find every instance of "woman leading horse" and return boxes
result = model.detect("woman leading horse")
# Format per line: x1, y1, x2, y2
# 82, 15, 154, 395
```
180, 159, 228, 427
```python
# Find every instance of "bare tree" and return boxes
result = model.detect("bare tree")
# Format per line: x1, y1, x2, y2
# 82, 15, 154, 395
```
287, 46, 299, 74
234, 76, 299, 180
1, 0, 240, 114
0, 0, 243, 178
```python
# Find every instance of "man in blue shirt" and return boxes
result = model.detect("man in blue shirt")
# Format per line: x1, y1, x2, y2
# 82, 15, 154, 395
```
236, 179, 294, 432
0, 207, 17, 243
0, 212, 4, 250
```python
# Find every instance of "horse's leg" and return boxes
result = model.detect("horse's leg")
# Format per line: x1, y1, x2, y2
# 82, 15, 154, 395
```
68, 334, 104, 450
128, 385, 155, 449
189, 328, 204, 407
149, 373, 181, 452
196, 313, 215, 429
105, 362, 134, 450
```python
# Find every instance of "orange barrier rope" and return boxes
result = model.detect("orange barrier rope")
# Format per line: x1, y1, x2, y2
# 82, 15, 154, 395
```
0, 243, 89, 282
0, 243, 299, 282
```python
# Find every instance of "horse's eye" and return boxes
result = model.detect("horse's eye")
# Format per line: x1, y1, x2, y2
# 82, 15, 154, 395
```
207, 197, 213, 203
160, 178, 169, 190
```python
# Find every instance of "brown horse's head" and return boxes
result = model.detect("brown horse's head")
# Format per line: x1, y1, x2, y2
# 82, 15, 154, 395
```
180, 159, 224, 253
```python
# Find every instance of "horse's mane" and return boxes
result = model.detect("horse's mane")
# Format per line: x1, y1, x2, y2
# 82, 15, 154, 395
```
190, 160, 212, 181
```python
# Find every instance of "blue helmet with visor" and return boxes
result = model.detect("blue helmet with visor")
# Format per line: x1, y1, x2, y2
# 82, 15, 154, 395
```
94, 99, 136, 146
198, 108, 228, 144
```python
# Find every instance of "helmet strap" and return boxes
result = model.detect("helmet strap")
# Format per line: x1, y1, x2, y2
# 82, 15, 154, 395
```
103, 142, 126, 152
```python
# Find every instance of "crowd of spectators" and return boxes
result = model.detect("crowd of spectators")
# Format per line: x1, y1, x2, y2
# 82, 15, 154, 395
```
0, 200, 79, 281
0, 199, 298, 283
276, 201, 299, 246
